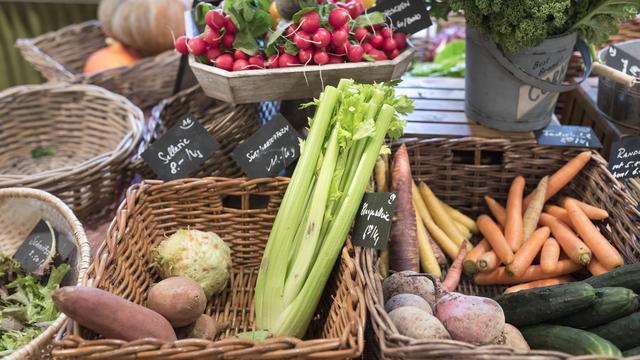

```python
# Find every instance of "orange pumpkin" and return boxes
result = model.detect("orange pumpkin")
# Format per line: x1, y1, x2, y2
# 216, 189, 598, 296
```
83, 41, 141, 74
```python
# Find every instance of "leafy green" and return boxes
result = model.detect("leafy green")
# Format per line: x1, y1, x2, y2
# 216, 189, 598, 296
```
571, 1, 640, 46
223, 0, 272, 55
31, 146, 56, 159
265, 21, 292, 57
195, 2, 215, 28
354, 11, 386, 27
411, 39, 466, 77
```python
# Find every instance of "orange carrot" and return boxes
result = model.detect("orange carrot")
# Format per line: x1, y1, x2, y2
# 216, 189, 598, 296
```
477, 250, 500, 272
560, 197, 609, 220
564, 198, 623, 269
524, 151, 592, 206
464, 239, 491, 275
477, 215, 514, 265
474, 260, 582, 285
544, 205, 574, 229
523, 176, 548, 241
507, 226, 551, 278
484, 196, 506, 226
540, 238, 560, 274
539, 213, 592, 266
504, 276, 573, 294
505, 176, 525, 251
588, 258, 610, 276
443, 241, 467, 292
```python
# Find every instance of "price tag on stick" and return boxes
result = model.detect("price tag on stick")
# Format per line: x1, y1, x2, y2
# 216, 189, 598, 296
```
369, 0, 432, 35
231, 114, 301, 179
536, 124, 602, 149
352, 192, 398, 249
13, 220, 56, 274
608, 136, 640, 180
142, 115, 220, 181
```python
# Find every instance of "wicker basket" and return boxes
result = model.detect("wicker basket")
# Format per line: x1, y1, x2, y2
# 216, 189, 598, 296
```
52, 177, 365, 359
0, 83, 144, 222
0, 187, 90, 360
15, 20, 192, 109
358, 137, 640, 360
132, 85, 260, 179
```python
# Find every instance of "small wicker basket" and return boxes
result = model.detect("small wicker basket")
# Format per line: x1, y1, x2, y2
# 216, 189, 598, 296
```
0, 187, 90, 360
132, 85, 260, 179
16, 20, 191, 109
0, 83, 144, 221
52, 177, 365, 359
359, 137, 640, 360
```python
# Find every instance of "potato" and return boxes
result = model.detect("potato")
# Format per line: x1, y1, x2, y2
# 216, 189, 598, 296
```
388, 306, 450, 340
176, 314, 227, 340
385, 293, 432, 315
492, 324, 530, 351
382, 271, 435, 308
147, 276, 207, 327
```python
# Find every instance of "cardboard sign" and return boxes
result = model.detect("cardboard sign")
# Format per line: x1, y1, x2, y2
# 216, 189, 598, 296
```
369, 0, 432, 35
13, 220, 55, 273
142, 116, 220, 181
231, 114, 301, 178
605, 45, 640, 78
536, 124, 602, 149
352, 192, 397, 249
608, 137, 640, 180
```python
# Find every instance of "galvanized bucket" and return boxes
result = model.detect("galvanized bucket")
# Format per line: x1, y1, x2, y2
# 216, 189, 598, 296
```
598, 40, 640, 129
466, 27, 592, 132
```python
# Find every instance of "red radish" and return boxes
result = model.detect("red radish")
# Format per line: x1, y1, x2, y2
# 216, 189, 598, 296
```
334, 42, 350, 55
175, 36, 189, 54
204, 28, 221, 46
313, 50, 329, 64
346, 1, 364, 19
370, 34, 384, 49
187, 38, 207, 56
267, 54, 279, 68
354, 0, 366, 17
331, 29, 348, 47
328, 54, 344, 64
206, 47, 222, 61
347, 44, 364, 62
222, 33, 234, 48
224, 16, 237, 34
232, 59, 249, 71
278, 52, 300, 67
286, 25, 298, 38
298, 48, 314, 63
205, 10, 225, 29
355, 27, 369, 42
328, 8, 350, 29
362, 42, 373, 52
294, 32, 312, 50
234, 50, 248, 60
383, 38, 397, 52
393, 33, 407, 49
248, 55, 265, 68
381, 27, 393, 39
312, 29, 332, 48
215, 53, 234, 71
340, 23, 351, 33
367, 48, 387, 61
300, 11, 321, 33
389, 48, 400, 59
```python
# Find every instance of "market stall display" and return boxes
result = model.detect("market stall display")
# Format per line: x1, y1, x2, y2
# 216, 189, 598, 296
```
0, 83, 143, 221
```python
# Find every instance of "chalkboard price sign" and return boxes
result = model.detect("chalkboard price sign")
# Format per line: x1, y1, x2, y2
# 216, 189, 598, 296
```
352, 192, 397, 249
13, 220, 55, 274
536, 124, 602, 149
605, 45, 640, 78
608, 136, 640, 180
370, 0, 432, 35
142, 116, 220, 181
231, 114, 301, 178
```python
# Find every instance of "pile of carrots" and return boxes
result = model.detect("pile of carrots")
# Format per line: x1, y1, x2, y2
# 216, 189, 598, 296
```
465, 151, 624, 293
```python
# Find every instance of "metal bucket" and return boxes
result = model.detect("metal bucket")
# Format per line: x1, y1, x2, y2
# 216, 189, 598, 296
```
598, 40, 640, 129
466, 27, 592, 132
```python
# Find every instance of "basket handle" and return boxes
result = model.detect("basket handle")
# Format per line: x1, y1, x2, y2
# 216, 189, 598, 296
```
481, 33, 592, 93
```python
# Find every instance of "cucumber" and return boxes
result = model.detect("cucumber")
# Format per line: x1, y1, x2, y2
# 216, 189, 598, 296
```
584, 263, 640, 293
522, 325, 622, 356
624, 346, 640, 357
554, 287, 639, 328
590, 312, 640, 351
496, 282, 596, 326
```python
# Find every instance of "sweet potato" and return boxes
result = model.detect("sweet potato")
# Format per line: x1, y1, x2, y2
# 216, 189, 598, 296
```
176, 314, 227, 340
385, 293, 433, 315
147, 276, 207, 327
388, 306, 450, 340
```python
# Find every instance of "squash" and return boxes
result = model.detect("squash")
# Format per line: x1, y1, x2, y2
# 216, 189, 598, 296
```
84, 41, 141, 74
98, 0, 189, 56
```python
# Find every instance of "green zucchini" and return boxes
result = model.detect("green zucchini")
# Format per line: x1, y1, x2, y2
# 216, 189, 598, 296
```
590, 312, 640, 351
522, 325, 622, 356
624, 346, 640, 357
584, 263, 640, 293
496, 282, 596, 326
554, 287, 639, 328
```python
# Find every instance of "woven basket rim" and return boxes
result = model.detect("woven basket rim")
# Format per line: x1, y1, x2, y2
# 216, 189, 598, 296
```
0, 83, 144, 186
0, 187, 91, 360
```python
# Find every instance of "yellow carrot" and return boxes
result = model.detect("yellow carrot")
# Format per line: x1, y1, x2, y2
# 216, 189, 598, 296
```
454, 221, 472, 240
414, 202, 442, 277
412, 182, 459, 259
419, 182, 470, 250
523, 176, 548, 241
376, 155, 389, 277
440, 200, 478, 233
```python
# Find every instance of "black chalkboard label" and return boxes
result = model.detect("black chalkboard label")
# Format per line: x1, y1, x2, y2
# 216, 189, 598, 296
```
370, 0, 432, 35
352, 192, 397, 249
608, 137, 640, 180
142, 115, 220, 181
605, 45, 640, 78
13, 220, 55, 273
231, 114, 301, 178
536, 124, 602, 149
55, 232, 75, 263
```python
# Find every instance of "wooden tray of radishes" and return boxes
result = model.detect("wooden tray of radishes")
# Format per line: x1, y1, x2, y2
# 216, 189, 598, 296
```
179, 1, 415, 103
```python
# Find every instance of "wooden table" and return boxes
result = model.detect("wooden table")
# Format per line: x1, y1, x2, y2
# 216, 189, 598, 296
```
397, 77, 535, 139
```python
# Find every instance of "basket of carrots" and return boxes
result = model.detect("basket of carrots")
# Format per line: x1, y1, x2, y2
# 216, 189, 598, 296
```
358, 137, 640, 359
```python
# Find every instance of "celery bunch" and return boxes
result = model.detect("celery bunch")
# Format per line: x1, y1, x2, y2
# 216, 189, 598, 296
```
254, 79, 412, 337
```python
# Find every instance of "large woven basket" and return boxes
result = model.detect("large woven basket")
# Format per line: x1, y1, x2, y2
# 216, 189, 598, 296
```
0, 187, 90, 360
15, 20, 191, 109
52, 177, 365, 359
132, 85, 260, 179
359, 137, 640, 360
0, 83, 144, 221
